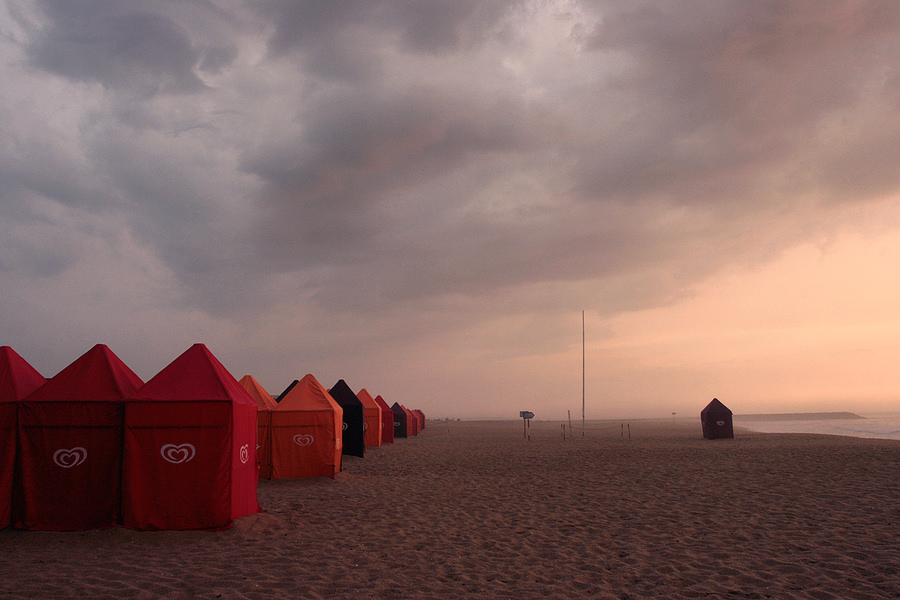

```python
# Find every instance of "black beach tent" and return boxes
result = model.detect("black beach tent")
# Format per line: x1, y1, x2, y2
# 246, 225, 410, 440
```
700, 397, 734, 439
391, 402, 408, 438
328, 379, 365, 458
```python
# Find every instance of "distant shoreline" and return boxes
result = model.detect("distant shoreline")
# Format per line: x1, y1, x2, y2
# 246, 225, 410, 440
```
735, 411, 865, 421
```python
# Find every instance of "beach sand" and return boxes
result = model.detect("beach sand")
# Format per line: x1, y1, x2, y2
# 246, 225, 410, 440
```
2, 419, 899, 599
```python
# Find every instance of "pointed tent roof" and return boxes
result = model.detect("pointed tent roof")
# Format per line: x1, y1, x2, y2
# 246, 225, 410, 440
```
276, 374, 339, 412
0, 346, 46, 402
328, 379, 362, 408
701, 397, 732, 417
24, 344, 143, 402
373, 394, 391, 413
357, 388, 378, 409
239, 375, 277, 411
133, 344, 253, 406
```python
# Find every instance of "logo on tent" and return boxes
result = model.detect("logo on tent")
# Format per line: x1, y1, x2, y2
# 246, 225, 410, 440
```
716, 420, 725, 426
53, 447, 87, 468
342, 422, 348, 430
293, 434, 314, 446
239, 444, 250, 464
363, 423, 368, 430
394, 421, 400, 427
160, 443, 196, 464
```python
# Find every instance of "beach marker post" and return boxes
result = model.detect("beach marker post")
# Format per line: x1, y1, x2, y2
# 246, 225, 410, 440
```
520, 411, 534, 440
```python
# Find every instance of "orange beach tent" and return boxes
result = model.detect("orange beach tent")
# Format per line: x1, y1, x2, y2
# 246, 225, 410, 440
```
0, 347, 46, 529
356, 388, 383, 448
268, 374, 343, 479
238, 375, 277, 479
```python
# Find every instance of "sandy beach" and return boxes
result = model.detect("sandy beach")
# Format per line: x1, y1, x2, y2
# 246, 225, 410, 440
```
2, 419, 899, 599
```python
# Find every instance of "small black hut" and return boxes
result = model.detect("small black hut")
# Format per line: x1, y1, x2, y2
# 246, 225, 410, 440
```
700, 397, 734, 439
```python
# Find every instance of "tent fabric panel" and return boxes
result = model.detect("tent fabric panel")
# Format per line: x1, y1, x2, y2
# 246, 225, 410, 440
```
122, 415, 233, 531
256, 409, 272, 480
269, 408, 341, 479
229, 401, 261, 521
15, 416, 123, 530
0, 403, 14, 527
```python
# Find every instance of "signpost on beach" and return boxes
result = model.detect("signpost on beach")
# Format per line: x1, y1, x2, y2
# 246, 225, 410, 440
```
520, 411, 534, 440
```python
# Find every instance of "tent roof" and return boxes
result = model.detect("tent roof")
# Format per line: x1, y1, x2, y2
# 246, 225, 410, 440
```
0, 346, 46, 402
373, 394, 391, 412
701, 397, 732, 416
328, 379, 362, 407
132, 344, 253, 406
238, 375, 277, 411
356, 388, 379, 410
23, 344, 143, 402
274, 374, 339, 412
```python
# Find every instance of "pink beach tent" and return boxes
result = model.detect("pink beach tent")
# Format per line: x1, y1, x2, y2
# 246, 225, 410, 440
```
122, 344, 260, 531
0, 347, 47, 529
373, 394, 394, 444
238, 375, 277, 480
15, 344, 143, 531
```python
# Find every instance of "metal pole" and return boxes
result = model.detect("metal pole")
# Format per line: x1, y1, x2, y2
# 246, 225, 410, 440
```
582, 310, 585, 437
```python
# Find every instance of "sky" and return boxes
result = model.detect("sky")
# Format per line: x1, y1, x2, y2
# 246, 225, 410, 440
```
2, 1, 900, 420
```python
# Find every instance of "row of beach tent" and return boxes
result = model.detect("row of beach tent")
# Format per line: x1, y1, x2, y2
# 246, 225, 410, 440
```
0, 344, 425, 532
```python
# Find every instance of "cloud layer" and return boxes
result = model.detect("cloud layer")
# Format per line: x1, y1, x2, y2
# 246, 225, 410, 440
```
2, 1, 900, 416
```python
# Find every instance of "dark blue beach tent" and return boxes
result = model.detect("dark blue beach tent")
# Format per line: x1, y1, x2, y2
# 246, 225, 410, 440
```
701, 398, 734, 439
328, 379, 365, 458
391, 401, 408, 438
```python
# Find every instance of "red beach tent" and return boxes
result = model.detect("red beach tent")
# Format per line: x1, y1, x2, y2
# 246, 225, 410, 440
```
269, 374, 343, 479
15, 344, 143, 531
238, 375, 277, 479
356, 388, 383, 448
0, 347, 46, 529
373, 394, 394, 444
122, 344, 260, 531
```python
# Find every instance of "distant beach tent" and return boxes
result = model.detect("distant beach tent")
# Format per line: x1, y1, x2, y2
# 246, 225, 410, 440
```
123, 344, 260, 531
238, 375, 277, 479
414, 409, 426, 430
268, 374, 343, 479
403, 405, 419, 436
391, 402, 408, 438
356, 388, 383, 448
15, 344, 143, 531
328, 379, 365, 458
373, 394, 394, 444
0, 347, 46, 529
701, 398, 734, 440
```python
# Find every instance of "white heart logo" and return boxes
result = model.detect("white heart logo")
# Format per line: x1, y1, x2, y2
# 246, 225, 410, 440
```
293, 434, 314, 446
394, 421, 400, 427
53, 447, 87, 468
161, 443, 196, 464
363, 423, 368, 430
342, 422, 348, 430
716, 420, 725, 426
239, 444, 249, 464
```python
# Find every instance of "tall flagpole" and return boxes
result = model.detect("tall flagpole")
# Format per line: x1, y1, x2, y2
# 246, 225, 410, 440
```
582, 310, 585, 437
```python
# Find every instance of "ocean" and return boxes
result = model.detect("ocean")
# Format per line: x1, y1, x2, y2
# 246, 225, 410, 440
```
736, 412, 900, 441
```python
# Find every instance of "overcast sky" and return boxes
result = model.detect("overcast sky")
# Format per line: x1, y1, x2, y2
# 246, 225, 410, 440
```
3, 1, 900, 420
